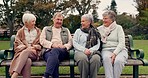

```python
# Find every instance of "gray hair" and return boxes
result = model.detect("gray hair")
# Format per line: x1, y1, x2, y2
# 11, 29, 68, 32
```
22, 12, 36, 24
102, 10, 116, 21
81, 14, 94, 25
52, 12, 64, 19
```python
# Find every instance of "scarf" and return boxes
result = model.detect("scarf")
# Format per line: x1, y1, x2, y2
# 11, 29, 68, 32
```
101, 21, 117, 43
81, 25, 100, 48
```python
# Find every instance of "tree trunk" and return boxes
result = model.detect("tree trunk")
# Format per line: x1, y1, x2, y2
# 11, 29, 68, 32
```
6, 18, 14, 37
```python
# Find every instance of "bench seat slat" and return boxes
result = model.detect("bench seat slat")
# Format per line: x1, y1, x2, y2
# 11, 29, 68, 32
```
126, 59, 143, 66
1, 59, 144, 67
0, 60, 72, 66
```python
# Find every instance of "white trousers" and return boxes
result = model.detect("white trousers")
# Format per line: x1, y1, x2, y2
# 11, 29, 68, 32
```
101, 49, 128, 78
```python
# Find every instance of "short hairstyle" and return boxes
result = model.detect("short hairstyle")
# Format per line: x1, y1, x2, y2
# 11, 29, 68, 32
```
52, 12, 64, 20
22, 12, 36, 24
102, 10, 116, 21
81, 14, 94, 25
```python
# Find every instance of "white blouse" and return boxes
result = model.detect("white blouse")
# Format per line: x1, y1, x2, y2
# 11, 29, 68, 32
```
24, 27, 37, 46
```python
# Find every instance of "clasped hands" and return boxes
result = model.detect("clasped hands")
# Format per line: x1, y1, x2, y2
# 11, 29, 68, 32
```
26, 45, 37, 55
84, 49, 91, 56
51, 43, 66, 49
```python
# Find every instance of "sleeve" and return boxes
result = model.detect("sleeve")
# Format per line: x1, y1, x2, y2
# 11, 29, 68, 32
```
14, 31, 27, 53
72, 29, 86, 52
63, 29, 72, 50
40, 27, 53, 49
113, 26, 126, 55
32, 28, 42, 50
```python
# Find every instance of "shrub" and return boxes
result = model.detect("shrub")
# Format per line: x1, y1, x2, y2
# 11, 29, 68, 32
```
0, 37, 10, 41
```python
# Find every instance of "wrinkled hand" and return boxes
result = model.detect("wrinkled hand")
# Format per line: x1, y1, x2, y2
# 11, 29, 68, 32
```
52, 43, 66, 49
111, 53, 116, 64
84, 49, 91, 56
27, 47, 36, 54
58, 44, 66, 49
51, 43, 59, 48
32, 45, 41, 50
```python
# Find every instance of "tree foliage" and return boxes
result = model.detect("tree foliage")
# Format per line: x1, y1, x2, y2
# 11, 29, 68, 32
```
135, 0, 148, 26
0, 0, 101, 36
133, 0, 148, 39
1, 0, 18, 36
63, 14, 81, 33
116, 13, 137, 35
1, 0, 148, 39
110, 0, 117, 13
116, 13, 137, 29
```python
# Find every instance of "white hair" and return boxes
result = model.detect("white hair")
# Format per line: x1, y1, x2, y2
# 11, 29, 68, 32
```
81, 14, 94, 24
22, 13, 36, 24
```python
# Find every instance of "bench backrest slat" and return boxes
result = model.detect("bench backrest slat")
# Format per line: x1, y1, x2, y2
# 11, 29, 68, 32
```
10, 35, 133, 59
125, 35, 134, 58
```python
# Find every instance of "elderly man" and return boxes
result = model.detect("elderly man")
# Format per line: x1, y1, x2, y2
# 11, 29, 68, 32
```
40, 12, 72, 78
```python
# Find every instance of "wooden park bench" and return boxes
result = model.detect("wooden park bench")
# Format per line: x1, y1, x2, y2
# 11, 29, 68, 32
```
0, 35, 148, 78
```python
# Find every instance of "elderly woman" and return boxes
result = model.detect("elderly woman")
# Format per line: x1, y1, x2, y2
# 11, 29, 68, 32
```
73, 14, 102, 78
97, 10, 128, 78
9, 12, 41, 78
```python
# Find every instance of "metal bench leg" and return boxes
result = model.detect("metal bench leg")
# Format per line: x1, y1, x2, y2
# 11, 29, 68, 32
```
70, 65, 74, 78
133, 65, 139, 78
5, 66, 11, 78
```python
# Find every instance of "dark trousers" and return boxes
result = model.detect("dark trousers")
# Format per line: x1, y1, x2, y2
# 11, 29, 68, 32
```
43, 48, 69, 78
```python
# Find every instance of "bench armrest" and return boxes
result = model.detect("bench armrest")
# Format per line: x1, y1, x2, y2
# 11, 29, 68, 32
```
0, 49, 14, 60
142, 59, 148, 66
130, 48, 148, 66
0, 48, 14, 66
130, 48, 144, 59
69, 48, 75, 66
127, 35, 148, 66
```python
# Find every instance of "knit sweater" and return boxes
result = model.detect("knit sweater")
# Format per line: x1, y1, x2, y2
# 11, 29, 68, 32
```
97, 22, 126, 55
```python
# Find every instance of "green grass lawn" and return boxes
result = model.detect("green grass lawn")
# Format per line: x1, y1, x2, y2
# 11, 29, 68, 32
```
0, 41, 10, 50
0, 40, 148, 76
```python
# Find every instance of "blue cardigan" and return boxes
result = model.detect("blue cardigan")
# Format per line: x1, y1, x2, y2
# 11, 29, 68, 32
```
73, 29, 101, 54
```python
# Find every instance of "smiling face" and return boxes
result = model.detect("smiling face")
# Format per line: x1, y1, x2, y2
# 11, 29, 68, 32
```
81, 17, 91, 29
53, 13, 64, 28
22, 13, 36, 30
102, 15, 113, 27
25, 18, 36, 29
102, 10, 116, 27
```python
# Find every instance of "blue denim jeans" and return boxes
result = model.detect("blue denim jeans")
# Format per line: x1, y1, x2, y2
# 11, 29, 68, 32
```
43, 48, 69, 78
